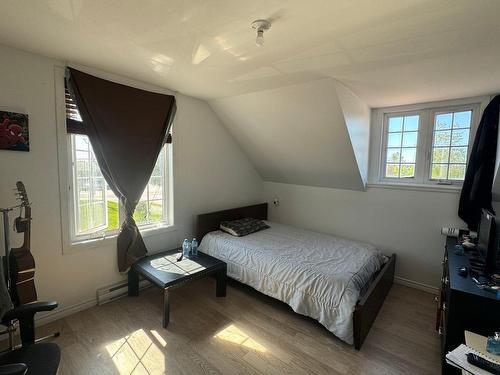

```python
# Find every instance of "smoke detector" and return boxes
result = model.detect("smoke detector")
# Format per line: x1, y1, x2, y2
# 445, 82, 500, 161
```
251, 19, 271, 46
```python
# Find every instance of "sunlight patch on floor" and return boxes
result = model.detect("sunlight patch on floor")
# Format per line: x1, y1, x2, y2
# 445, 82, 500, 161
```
105, 329, 166, 374
150, 330, 167, 347
214, 324, 267, 353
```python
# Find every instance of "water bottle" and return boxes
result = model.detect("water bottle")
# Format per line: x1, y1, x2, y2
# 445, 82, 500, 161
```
191, 238, 198, 257
182, 239, 191, 258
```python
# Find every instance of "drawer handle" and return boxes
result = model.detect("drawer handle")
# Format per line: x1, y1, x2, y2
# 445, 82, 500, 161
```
438, 327, 443, 336
441, 276, 449, 285
442, 302, 447, 311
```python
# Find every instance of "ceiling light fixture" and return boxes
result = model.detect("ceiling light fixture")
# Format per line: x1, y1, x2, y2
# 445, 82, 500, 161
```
251, 19, 271, 47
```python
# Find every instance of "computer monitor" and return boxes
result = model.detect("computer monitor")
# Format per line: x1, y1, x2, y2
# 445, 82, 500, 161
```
477, 209, 494, 258
476, 209, 499, 274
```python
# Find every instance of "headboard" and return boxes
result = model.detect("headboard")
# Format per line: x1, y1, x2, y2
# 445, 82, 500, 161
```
196, 203, 268, 241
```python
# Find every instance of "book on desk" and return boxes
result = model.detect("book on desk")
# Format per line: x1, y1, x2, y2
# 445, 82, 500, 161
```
446, 331, 500, 374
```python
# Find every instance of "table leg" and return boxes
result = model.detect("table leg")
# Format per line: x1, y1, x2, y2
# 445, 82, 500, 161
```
162, 288, 170, 328
216, 266, 227, 297
128, 268, 139, 297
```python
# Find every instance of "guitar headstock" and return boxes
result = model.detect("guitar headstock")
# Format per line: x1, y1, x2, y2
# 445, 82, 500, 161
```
15, 181, 30, 207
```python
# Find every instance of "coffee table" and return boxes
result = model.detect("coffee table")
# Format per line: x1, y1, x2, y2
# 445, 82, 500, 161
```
127, 248, 227, 328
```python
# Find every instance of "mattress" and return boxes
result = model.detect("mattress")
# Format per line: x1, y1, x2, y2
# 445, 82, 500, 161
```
199, 221, 386, 345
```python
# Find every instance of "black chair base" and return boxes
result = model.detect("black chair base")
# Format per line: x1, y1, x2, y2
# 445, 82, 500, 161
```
0, 343, 60, 375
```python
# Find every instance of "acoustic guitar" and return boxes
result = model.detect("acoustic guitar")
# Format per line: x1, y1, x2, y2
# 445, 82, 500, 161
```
9, 181, 37, 306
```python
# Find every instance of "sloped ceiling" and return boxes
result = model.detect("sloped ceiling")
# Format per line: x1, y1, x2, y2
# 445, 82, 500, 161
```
210, 78, 370, 190
1, 1, 500, 106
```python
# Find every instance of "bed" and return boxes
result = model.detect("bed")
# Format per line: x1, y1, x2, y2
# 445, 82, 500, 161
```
196, 203, 395, 350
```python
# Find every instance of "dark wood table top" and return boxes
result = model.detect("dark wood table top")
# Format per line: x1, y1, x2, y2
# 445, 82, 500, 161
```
132, 248, 226, 289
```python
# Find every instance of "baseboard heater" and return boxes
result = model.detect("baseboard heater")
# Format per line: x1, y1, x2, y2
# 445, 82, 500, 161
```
96, 277, 151, 305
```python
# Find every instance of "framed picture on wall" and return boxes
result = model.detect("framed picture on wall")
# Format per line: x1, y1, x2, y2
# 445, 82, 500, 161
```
0, 110, 29, 152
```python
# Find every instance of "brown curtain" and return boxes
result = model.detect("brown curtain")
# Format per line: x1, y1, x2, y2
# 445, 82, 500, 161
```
65, 84, 173, 143
66, 68, 176, 272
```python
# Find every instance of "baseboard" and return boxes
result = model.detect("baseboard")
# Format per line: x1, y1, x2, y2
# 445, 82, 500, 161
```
394, 276, 439, 295
31, 276, 435, 328
35, 297, 97, 327
35, 279, 153, 327
0, 297, 99, 342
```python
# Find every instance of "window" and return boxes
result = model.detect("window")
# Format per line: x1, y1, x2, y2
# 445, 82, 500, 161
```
71, 134, 116, 236
384, 114, 419, 179
375, 98, 484, 188
70, 134, 170, 241
64, 86, 172, 243
430, 110, 471, 181
135, 147, 167, 228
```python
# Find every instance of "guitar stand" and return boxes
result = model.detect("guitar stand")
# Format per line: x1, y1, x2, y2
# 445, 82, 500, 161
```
1, 197, 61, 351
35, 332, 61, 344
0, 322, 60, 351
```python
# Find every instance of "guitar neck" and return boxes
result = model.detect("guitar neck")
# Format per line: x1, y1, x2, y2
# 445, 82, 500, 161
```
23, 206, 31, 250
12, 205, 31, 253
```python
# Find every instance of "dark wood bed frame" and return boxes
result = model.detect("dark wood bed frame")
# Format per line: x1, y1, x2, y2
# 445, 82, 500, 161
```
196, 203, 396, 350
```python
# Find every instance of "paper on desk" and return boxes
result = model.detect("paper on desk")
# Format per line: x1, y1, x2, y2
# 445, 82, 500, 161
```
465, 331, 500, 364
446, 344, 499, 375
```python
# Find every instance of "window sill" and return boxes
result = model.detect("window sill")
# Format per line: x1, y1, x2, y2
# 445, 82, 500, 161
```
63, 224, 176, 254
367, 182, 462, 194
141, 224, 177, 238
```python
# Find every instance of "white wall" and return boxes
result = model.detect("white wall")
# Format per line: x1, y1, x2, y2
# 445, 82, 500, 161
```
0, 44, 262, 316
210, 78, 368, 191
263, 182, 462, 289
334, 81, 371, 185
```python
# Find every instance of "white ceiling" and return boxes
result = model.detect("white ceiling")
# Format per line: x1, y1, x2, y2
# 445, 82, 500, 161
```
1, 0, 500, 106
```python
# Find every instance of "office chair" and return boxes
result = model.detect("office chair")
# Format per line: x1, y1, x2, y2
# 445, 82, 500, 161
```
0, 301, 60, 375
0, 183, 61, 374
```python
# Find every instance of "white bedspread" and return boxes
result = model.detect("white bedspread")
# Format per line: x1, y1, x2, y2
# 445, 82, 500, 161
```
199, 221, 386, 345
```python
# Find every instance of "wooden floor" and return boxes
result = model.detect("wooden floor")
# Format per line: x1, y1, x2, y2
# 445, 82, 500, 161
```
37, 280, 441, 374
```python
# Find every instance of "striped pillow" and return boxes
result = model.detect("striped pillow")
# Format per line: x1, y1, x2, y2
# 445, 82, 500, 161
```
220, 218, 269, 237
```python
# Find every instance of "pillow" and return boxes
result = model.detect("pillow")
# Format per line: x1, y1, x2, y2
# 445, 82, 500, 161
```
220, 217, 269, 237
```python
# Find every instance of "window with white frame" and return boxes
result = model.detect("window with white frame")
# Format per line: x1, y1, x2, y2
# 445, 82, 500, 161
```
70, 134, 170, 242
376, 100, 482, 187
65, 86, 172, 243
384, 114, 420, 179
429, 109, 471, 181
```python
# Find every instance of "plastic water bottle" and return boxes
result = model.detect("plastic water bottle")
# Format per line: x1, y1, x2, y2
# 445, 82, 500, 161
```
191, 238, 198, 257
182, 239, 191, 258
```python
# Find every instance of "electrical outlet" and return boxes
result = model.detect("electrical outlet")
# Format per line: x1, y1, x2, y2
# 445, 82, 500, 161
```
273, 198, 280, 206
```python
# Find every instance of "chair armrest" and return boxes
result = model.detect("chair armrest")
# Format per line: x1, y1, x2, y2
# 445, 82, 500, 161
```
1, 301, 58, 347
2, 301, 58, 323
0, 364, 27, 375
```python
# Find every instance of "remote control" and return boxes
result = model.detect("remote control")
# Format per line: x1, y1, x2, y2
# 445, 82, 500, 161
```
466, 353, 500, 374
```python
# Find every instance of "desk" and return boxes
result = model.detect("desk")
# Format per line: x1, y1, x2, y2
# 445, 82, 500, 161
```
438, 237, 500, 374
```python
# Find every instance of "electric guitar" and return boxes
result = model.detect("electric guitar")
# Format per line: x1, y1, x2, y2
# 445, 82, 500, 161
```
9, 181, 37, 306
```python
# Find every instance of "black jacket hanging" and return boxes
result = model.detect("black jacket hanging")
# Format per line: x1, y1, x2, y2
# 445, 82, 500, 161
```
458, 95, 500, 230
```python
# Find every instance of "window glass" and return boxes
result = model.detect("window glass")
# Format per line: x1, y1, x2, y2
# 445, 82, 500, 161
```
430, 110, 472, 181
70, 134, 167, 240
384, 115, 420, 179
134, 147, 166, 226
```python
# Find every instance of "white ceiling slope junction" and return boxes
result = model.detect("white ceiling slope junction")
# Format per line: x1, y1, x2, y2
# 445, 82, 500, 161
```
210, 78, 370, 191
1, 1, 500, 106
